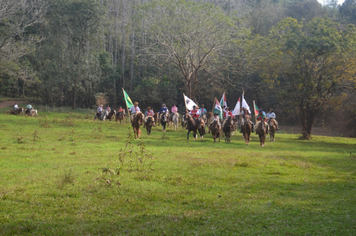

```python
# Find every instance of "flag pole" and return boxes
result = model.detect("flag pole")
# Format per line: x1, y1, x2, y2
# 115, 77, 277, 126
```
122, 87, 130, 122
253, 100, 257, 124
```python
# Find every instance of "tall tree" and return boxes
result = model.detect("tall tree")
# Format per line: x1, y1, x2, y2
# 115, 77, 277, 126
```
138, 0, 248, 99
258, 17, 356, 139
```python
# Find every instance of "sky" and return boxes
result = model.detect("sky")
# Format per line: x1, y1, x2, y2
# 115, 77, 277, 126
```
317, 0, 345, 5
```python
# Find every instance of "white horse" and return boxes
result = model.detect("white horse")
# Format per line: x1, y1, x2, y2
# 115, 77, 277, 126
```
30, 109, 38, 116
172, 113, 180, 130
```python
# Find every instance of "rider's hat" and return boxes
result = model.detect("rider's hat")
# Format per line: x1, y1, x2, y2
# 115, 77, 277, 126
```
225, 107, 229, 110
193, 105, 196, 108
201, 104, 205, 107
269, 108, 273, 112
100, 104, 103, 106
147, 106, 151, 110
162, 103, 166, 107
214, 113, 219, 116
134, 101, 139, 105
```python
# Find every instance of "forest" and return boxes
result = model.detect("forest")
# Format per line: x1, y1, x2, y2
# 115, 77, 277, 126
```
0, 0, 355, 138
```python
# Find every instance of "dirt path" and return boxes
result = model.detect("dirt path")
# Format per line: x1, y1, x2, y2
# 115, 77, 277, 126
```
0, 100, 28, 109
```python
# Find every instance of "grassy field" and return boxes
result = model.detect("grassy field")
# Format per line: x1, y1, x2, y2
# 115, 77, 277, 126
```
0, 108, 355, 235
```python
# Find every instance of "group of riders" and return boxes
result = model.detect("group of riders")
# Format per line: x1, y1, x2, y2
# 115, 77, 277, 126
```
95, 101, 280, 134
12, 103, 36, 115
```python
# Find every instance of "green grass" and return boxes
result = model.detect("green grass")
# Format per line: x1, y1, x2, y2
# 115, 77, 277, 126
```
0, 110, 355, 235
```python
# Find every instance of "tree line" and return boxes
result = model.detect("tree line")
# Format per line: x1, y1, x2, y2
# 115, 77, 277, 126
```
0, 0, 355, 138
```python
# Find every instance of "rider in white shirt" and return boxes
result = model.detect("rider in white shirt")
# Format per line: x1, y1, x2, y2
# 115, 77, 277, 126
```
266, 108, 279, 130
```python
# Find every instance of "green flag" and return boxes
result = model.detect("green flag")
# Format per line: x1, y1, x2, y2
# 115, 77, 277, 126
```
123, 89, 134, 109
213, 97, 223, 120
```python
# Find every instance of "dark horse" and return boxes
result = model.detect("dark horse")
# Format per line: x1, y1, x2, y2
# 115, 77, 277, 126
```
115, 110, 125, 123
106, 110, 116, 121
222, 116, 234, 142
185, 114, 205, 141
268, 118, 276, 142
11, 108, 24, 115
132, 112, 144, 139
243, 115, 252, 145
210, 120, 221, 143
145, 116, 155, 135
256, 121, 269, 146
160, 112, 168, 132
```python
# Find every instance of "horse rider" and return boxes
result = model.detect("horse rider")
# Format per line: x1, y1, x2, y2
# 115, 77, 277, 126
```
256, 108, 267, 134
96, 104, 103, 118
106, 105, 111, 112
14, 103, 19, 111
26, 103, 33, 115
129, 101, 141, 123
144, 106, 155, 127
266, 108, 280, 130
199, 104, 207, 122
208, 112, 221, 133
240, 107, 254, 133
159, 103, 169, 117
188, 105, 203, 128
222, 107, 233, 127
118, 106, 123, 113
170, 103, 178, 120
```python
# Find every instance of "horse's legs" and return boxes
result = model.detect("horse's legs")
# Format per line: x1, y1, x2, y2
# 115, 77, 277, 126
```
187, 130, 190, 140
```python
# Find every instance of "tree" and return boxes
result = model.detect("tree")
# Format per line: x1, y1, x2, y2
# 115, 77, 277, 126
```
259, 17, 356, 139
137, 0, 248, 100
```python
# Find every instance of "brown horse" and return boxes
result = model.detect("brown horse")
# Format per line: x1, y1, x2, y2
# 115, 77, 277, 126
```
185, 114, 205, 141
206, 111, 213, 125
222, 116, 234, 142
268, 118, 276, 142
145, 116, 155, 135
210, 120, 221, 143
132, 112, 144, 139
106, 110, 116, 121
243, 115, 252, 145
11, 108, 24, 115
256, 121, 269, 146
115, 110, 125, 123
153, 112, 159, 126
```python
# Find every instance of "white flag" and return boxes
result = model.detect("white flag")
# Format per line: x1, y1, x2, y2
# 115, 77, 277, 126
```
232, 97, 240, 116
220, 92, 227, 108
184, 94, 198, 111
242, 93, 251, 114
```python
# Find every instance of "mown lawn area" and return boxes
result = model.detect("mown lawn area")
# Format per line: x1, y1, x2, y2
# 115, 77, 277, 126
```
0, 109, 355, 235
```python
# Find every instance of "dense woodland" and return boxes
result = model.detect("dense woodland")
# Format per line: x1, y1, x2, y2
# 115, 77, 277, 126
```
0, 0, 355, 138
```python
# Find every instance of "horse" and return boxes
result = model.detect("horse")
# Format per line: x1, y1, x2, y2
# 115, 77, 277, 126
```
185, 113, 205, 141
268, 118, 276, 142
153, 112, 159, 126
145, 116, 155, 135
181, 112, 187, 129
11, 108, 24, 115
210, 120, 221, 143
132, 112, 144, 139
106, 110, 116, 121
256, 120, 269, 146
222, 116, 234, 142
26, 109, 38, 117
115, 110, 125, 123
242, 115, 252, 145
160, 112, 169, 132
171, 113, 179, 130
206, 111, 213, 125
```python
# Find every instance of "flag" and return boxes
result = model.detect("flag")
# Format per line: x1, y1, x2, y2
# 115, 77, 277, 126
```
220, 92, 227, 108
122, 88, 134, 109
213, 97, 223, 120
241, 93, 251, 114
183, 94, 198, 111
232, 97, 241, 116
254, 103, 260, 117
